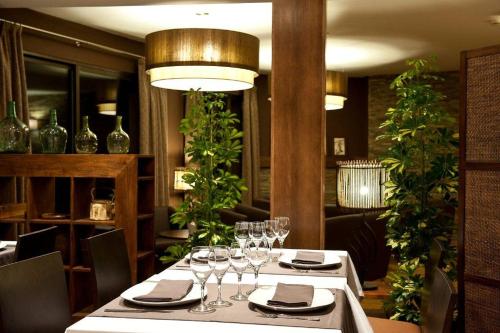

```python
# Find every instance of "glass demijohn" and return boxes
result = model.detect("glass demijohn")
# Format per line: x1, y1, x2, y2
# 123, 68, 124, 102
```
107, 115, 130, 154
40, 109, 67, 154
75, 116, 98, 153
0, 101, 30, 153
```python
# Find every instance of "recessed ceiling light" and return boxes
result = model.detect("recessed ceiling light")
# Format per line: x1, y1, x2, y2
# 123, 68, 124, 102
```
196, 12, 209, 16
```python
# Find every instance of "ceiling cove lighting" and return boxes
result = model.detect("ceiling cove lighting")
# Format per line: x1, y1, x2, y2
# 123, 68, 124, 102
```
325, 71, 348, 110
145, 28, 259, 91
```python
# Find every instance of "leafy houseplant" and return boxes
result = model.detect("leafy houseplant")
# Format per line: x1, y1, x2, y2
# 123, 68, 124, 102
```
161, 91, 247, 263
377, 58, 458, 324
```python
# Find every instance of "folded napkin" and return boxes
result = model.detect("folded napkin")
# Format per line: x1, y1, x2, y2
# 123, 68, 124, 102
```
267, 283, 314, 307
292, 251, 325, 264
133, 280, 194, 302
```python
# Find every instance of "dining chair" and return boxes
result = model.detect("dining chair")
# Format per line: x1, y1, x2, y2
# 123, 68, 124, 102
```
0, 252, 71, 333
14, 225, 58, 262
87, 228, 132, 306
368, 267, 457, 333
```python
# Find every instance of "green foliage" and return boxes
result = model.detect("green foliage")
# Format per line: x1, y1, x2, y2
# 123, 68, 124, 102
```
161, 91, 247, 263
377, 58, 458, 324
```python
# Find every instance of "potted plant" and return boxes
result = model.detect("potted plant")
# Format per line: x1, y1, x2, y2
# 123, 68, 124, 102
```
377, 58, 458, 323
161, 91, 247, 262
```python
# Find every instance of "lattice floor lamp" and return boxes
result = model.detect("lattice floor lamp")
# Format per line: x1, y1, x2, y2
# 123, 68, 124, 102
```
337, 160, 388, 290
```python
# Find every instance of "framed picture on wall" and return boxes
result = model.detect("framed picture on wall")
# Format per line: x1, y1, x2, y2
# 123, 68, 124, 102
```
334, 137, 345, 156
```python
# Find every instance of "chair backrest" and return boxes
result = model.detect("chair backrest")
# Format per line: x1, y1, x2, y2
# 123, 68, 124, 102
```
14, 226, 58, 262
0, 252, 71, 333
422, 267, 457, 333
87, 228, 131, 306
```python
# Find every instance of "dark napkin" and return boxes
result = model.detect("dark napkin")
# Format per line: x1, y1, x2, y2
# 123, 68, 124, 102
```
267, 283, 314, 307
292, 251, 325, 264
133, 279, 194, 302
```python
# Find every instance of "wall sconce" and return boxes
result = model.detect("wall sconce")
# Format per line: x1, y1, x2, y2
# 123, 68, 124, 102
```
145, 28, 260, 92
336, 160, 387, 209
174, 167, 193, 191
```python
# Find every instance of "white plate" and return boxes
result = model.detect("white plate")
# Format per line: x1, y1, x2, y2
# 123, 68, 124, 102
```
279, 251, 342, 269
120, 280, 204, 307
248, 286, 335, 313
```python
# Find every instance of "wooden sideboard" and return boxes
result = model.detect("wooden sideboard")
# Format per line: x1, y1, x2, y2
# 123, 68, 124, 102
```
0, 154, 155, 317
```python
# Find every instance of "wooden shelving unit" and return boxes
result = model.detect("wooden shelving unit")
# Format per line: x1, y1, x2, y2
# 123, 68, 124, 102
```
0, 154, 155, 317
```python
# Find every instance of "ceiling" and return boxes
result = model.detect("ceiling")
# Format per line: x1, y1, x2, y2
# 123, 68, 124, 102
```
2, 0, 499, 76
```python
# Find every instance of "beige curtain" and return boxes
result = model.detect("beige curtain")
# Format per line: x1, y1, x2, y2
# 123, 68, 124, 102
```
242, 88, 261, 204
0, 21, 28, 203
138, 58, 170, 207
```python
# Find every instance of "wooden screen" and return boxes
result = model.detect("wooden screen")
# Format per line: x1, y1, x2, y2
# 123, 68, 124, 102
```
458, 44, 500, 333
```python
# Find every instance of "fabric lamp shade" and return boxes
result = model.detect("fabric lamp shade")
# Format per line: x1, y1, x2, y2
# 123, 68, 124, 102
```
336, 160, 387, 209
325, 71, 348, 110
145, 28, 259, 92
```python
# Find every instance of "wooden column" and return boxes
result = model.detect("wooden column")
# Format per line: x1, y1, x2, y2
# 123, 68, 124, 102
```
271, 0, 326, 249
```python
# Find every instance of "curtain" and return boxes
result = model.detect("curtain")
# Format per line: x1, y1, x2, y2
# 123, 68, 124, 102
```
241, 88, 261, 204
138, 58, 170, 207
0, 21, 29, 203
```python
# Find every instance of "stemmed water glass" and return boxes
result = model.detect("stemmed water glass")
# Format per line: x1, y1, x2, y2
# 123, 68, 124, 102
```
208, 245, 232, 308
189, 246, 215, 314
234, 221, 249, 250
275, 216, 291, 249
229, 241, 249, 301
264, 219, 278, 251
245, 238, 269, 295
249, 221, 265, 246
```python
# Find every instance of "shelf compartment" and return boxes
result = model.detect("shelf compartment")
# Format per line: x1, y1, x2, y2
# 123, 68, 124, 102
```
30, 218, 72, 225
0, 177, 16, 204
137, 213, 153, 221
73, 218, 115, 226
0, 203, 26, 219
0, 216, 26, 224
138, 157, 154, 177
28, 177, 71, 219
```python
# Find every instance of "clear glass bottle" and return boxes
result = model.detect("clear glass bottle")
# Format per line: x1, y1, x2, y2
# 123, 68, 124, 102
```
75, 116, 98, 154
40, 109, 67, 154
0, 101, 30, 153
107, 115, 129, 154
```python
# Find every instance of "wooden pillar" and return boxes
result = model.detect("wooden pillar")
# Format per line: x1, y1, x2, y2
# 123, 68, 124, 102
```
271, 0, 326, 249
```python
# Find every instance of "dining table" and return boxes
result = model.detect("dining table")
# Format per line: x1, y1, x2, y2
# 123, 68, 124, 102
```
65, 249, 373, 333
0, 240, 16, 266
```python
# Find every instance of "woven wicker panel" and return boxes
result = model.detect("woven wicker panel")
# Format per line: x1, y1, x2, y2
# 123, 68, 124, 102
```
464, 282, 500, 333
466, 53, 500, 162
464, 170, 500, 280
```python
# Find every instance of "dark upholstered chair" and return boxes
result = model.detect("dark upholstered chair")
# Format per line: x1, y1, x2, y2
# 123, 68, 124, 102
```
0, 252, 71, 333
87, 229, 131, 306
369, 268, 457, 333
219, 208, 248, 226
234, 204, 270, 221
14, 225, 58, 262
363, 212, 391, 281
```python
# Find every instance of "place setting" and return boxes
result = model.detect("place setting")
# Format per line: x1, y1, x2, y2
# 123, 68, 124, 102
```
277, 250, 346, 276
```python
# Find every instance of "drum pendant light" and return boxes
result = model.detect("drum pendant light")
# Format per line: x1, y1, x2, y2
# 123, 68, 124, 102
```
325, 71, 348, 110
145, 28, 260, 92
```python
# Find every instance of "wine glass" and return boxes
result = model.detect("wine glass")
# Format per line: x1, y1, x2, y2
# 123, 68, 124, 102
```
208, 245, 232, 308
229, 241, 249, 301
249, 221, 265, 246
264, 219, 278, 251
245, 238, 269, 295
275, 216, 290, 249
189, 246, 215, 314
234, 221, 249, 250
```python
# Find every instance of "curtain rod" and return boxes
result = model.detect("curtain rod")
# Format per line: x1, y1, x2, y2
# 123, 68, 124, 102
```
0, 18, 143, 59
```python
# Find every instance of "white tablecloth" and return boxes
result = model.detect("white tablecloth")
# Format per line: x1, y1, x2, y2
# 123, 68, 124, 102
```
66, 249, 372, 333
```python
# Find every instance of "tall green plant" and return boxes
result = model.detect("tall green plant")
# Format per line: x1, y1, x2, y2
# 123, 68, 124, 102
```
161, 91, 246, 263
377, 58, 458, 324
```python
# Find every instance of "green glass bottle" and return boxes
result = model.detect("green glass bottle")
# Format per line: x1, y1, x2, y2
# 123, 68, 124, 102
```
75, 116, 98, 154
107, 116, 129, 154
0, 101, 30, 153
40, 109, 67, 154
